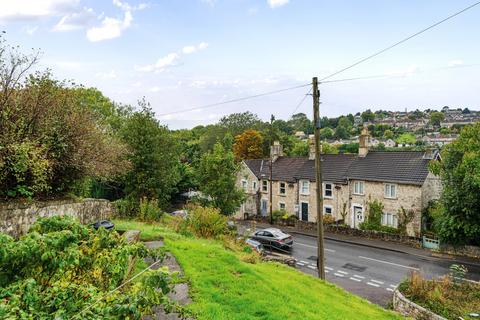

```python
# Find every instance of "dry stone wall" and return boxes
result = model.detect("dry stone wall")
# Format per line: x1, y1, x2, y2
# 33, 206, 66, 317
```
0, 198, 115, 238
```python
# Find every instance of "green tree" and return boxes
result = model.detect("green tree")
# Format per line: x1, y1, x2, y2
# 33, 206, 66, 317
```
430, 111, 445, 126
395, 133, 416, 145
383, 129, 394, 140
291, 140, 309, 156
430, 123, 480, 245
219, 112, 261, 136
196, 140, 245, 215
320, 128, 334, 140
361, 109, 375, 122
334, 125, 350, 139
120, 102, 180, 210
288, 113, 313, 134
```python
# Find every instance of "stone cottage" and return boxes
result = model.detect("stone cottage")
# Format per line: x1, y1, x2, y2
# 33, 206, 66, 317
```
236, 128, 442, 236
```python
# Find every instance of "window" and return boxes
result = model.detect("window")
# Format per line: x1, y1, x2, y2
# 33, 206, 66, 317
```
382, 213, 398, 228
300, 180, 310, 195
324, 183, 333, 198
279, 202, 286, 210
353, 181, 364, 195
262, 180, 268, 192
241, 180, 247, 191
252, 181, 257, 191
324, 205, 333, 215
279, 182, 286, 195
384, 183, 397, 198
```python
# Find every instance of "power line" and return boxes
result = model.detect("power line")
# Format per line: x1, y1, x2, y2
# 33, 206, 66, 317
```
157, 83, 310, 117
290, 87, 312, 115
319, 1, 480, 82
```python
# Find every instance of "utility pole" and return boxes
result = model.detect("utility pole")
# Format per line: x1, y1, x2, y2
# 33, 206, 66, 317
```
269, 114, 275, 225
312, 77, 325, 280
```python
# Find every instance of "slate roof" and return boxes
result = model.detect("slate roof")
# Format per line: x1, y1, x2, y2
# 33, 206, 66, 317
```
244, 151, 432, 186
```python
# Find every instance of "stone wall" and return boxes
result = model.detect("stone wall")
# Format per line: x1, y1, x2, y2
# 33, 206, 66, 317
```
0, 198, 115, 238
440, 244, 480, 259
393, 288, 446, 320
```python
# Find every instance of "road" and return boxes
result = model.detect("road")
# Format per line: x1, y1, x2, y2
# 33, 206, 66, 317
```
239, 224, 480, 306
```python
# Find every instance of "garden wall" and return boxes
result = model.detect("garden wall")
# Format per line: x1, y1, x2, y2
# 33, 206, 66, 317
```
393, 288, 446, 320
0, 198, 115, 238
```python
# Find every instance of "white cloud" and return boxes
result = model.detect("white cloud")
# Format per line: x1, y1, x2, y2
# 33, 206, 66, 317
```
22, 25, 39, 35
53, 7, 95, 31
95, 70, 117, 79
0, 0, 78, 22
136, 52, 179, 72
448, 59, 464, 68
182, 42, 208, 54
267, 0, 289, 9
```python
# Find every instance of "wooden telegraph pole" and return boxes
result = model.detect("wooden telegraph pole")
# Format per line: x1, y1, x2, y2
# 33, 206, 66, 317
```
269, 114, 274, 225
312, 77, 325, 279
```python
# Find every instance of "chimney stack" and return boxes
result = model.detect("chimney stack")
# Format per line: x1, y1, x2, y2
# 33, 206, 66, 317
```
270, 140, 283, 162
358, 126, 370, 157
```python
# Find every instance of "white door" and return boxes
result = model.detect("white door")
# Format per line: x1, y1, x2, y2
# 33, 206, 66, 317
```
353, 206, 363, 229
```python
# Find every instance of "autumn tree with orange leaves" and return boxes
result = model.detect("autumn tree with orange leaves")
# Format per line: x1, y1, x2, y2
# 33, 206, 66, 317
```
233, 129, 264, 161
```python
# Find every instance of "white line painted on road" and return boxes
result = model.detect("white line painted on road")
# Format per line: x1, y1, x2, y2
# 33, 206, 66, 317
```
352, 275, 365, 279
389, 284, 397, 288
296, 262, 305, 267
325, 270, 329, 273
294, 242, 336, 252
370, 279, 384, 285
325, 266, 333, 271
358, 256, 420, 271
334, 273, 345, 277
349, 277, 362, 282
307, 265, 317, 270
386, 288, 394, 292
337, 270, 348, 275
367, 282, 380, 287
300, 260, 309, 264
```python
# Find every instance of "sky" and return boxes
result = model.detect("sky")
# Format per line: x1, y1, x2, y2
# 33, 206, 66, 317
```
1, 0, 479, 129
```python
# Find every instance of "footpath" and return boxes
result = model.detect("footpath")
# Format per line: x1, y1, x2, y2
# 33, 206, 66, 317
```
238, 220, 480, 269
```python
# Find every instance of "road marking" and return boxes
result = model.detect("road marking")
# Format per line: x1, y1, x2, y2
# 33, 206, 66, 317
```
300, 260, 309, 264
370, 279, 384, 285
325, 266, 333, 271
296, 262, 305, 267
334, 273, 345, 277
352, 275, 365, 279
386, 288, 394, 292
307, 265, 317, 270
337, 270, 348, 275
358, 256, 420, 271
389, 284, 397, 288
295, 242, 336, 252
325, 270, 329, 273
367, 282, 380, 287
349, 277, 362, 282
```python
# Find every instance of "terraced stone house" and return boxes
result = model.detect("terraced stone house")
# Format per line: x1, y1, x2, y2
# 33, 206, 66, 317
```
236, 128, 442, 236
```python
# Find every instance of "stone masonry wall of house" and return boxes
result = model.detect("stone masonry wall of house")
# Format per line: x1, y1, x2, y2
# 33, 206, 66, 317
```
0, 198, 115, 238
421, 172, 442, 207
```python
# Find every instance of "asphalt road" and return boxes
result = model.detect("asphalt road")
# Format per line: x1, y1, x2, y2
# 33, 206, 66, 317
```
241, 225, 480, 306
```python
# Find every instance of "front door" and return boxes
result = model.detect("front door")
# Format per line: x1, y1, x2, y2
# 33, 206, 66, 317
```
261, 199, 268, 217
301, 202, 309, 221
353, 206, 363, 228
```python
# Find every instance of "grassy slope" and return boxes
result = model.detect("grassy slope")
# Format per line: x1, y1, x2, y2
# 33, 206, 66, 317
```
114, 219, 402, 320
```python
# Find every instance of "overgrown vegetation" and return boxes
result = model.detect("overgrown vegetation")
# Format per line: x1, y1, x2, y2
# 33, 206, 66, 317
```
0, 216, 173, 319
399, 271, 480, 319
176, 205, 229, 239
359, 200, 398, 234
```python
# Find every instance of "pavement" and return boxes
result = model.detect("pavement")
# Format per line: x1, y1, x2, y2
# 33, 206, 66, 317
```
238, 221, 480, 307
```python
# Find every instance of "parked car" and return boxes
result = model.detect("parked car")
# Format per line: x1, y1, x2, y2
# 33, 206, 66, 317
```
245, 238, 265, 254
250, 228, 293, 251
91, 220, 115, 231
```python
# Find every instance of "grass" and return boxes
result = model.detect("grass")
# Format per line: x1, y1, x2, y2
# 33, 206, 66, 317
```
115, 219, 402, 320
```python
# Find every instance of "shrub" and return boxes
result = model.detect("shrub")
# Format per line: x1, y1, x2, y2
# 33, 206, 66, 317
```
0, 216, 173, 319
139, 197, 163, 222
323, 215, 336, 225
181, 205, 228, 239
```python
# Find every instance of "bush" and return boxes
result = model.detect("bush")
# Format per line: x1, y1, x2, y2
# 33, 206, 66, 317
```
0, 216, 173, 319
139, 197, 163, 222
323, 215, 336, 225
180, 205, 228, 239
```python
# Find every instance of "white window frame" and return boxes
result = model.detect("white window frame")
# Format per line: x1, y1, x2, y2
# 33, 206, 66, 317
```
353, 181, 364, 195
279, 182, 286, 195
384, 183, 397, 199
262, 180, 268, 192
381, 212, 398, 228
279, 202, 286, 211
324, 205, 333, 215
324, 183, 333, 199
300, 180, 310, 195
241, 179, 248, 191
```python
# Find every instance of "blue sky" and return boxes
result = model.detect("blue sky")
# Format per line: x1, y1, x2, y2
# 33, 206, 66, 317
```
1, 0, 479, 129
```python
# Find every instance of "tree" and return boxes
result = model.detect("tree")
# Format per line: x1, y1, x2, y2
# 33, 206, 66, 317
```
196, 140, 245, 215
430, 123, 480, 245
430, 111, 445, 127
383, 129, 394, 140
219, 112, 261, 136
361, 109, 375, 122
291, 140, 309, 157
288, 113, 313, 134
120, 101, 180, 210
334, 125, 350, 139
319, 128, 334, 140
396, 133, 416, 145
233, 129, 264, 160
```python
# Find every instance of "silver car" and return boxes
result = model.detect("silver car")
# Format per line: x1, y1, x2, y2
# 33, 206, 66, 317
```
251, 228, 293, 251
